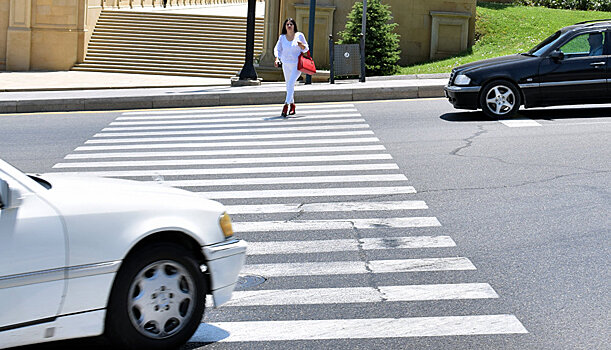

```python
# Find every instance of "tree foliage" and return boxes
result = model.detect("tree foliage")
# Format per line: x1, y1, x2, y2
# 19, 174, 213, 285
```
338, 0, 401, 76
515, 0, 611, 11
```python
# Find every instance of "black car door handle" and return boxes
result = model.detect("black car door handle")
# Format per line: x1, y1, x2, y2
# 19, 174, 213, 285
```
590, 61, 606, 67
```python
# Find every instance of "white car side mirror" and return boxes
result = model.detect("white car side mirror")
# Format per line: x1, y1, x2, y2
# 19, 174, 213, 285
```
0, 178, 10, 209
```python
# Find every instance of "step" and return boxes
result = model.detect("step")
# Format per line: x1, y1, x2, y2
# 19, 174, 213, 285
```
71, 66, 234, 78
85, 50, 245, 62
90, 33, 263, 45
100, 11, 264, 22
86, 47, 247, 58
93, 25, 263, 36
86, 42, 261, 55
73, 62, 240, 75
81, 56, 246, 68
96, 17, 263, 28
88, 38, 263, 50
96, 18, 265, 30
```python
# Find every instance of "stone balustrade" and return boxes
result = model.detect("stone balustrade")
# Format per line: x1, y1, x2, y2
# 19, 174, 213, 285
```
100, 0, 256, 9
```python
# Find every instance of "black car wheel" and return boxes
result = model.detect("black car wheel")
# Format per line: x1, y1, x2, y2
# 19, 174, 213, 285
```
480, 80, 521, 118
105, 243, 206, 350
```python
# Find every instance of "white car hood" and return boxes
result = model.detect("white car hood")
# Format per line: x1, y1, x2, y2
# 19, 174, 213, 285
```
37, 173, 195, 198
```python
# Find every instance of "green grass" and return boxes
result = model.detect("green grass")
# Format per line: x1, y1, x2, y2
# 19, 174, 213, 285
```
398, 2, 611, 74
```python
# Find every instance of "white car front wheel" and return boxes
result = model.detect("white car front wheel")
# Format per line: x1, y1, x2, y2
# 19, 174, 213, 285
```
106, 243, 206, 349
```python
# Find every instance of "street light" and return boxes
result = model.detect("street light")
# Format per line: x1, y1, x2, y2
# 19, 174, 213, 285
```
238, 0, 258, 81
360, 0, 367, 82
305, 0, 316, 85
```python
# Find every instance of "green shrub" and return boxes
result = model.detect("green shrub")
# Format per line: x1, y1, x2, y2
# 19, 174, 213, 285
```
515, 0, 611, 11
338, 0, 401, 76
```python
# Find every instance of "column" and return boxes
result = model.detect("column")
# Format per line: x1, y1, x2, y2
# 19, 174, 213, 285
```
258, 0, 280, 67
6, 0, 32, 71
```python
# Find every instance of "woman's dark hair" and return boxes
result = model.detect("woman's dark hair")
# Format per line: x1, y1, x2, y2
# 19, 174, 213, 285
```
281, 18, 298, 35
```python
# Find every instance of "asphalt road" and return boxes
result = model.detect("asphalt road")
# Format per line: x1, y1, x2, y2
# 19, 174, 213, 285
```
2, 99, 609, 350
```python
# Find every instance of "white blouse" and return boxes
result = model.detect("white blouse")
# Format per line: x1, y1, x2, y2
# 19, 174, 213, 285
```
274, 32, 309, 64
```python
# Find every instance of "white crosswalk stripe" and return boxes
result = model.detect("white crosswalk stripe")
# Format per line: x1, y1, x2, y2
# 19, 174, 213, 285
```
233, 217, 442, 232
50, 103, 527, 346
74, 137, 382, 151
94, 123, 371, 137
53, 153, 394, 168
65, 145, 386, 159
192, 315, 528, 342
197, 186, 417, 199
226, 200, 428, 214
240, 258, 477, 277
110, 113, 362, 126
84, 130, 376, 143
246, 236, 454, 255
51, 163, 400, 178
220, 283, 498, 306
157, 174, 407, 187
121, 103, 357, 116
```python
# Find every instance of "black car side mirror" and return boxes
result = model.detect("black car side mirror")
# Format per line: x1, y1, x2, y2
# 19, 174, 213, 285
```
550, 50, 564, 61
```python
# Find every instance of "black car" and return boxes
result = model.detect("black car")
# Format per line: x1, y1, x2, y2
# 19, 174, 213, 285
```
445, 19, 610, 118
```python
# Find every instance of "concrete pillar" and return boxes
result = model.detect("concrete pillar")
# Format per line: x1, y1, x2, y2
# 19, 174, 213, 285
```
256, 0, 283, 81
258, 0, 279, 67
6, 0, 32, 71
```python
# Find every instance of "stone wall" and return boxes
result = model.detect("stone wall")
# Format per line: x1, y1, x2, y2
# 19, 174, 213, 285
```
276, 0, 476, 67
0, 1, 8, 71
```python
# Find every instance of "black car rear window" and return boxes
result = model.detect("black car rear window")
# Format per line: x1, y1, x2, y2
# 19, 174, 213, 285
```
528, 31, 562, 56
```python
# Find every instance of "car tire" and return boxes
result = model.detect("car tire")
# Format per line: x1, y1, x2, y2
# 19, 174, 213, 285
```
105, 243, 206, 350
479, 80, 521, 119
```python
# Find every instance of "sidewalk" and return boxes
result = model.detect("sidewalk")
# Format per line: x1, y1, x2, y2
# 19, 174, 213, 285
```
0, 71, 449, 113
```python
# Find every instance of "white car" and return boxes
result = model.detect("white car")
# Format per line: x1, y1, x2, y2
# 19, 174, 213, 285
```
0, 159, 247, 349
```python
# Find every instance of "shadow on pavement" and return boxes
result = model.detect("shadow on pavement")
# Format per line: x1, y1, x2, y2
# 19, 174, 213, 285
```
440, 106, 611, 122
519, 106, 611, 120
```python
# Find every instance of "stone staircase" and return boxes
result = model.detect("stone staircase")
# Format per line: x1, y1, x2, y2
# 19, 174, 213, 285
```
72, 10, 264, 78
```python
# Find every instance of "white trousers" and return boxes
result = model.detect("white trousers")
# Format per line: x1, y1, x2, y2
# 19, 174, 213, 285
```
282, 62, 300, 104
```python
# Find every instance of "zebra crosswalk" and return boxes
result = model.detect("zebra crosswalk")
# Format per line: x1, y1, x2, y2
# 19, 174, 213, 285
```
51, 103, 527, 347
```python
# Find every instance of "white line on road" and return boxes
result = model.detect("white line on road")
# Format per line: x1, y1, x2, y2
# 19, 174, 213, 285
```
499, 118, 542, 127
198, 186, 416, 199
84, 130, 375, 144
191, 315, 527, 342
52, 154, 393, 168
160, 174, 407, 187
122, 104, 357, 116
74, 137, 381, 151
106, 116, 364, 130
112, 113, 361, 125
240, 257, 475, 277
232, 217, 441, 232
246, 236, 455, 255
65, 145, 387, 159
94, 124, 370, 137
49, 163, 399, 177
221, 283, 498, 306
226, 200, 427, 214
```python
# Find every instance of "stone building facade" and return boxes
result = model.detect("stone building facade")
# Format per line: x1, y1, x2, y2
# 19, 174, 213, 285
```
1, 0, 477, 75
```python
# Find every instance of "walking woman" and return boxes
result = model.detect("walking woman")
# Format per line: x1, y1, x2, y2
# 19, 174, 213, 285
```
274, 18, 309, 117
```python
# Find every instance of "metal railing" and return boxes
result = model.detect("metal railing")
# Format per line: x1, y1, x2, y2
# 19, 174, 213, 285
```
100, 0, 256, 9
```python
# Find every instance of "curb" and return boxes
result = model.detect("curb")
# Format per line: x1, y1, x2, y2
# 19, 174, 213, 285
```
0, 84, 446, 114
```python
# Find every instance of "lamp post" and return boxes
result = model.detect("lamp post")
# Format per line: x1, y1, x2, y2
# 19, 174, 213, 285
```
360, 0, 367, 82
305, 0, 316, 85
238, 0, 258, 81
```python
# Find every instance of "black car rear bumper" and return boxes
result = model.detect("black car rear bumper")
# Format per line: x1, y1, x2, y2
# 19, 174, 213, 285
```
444, 85, 480, 110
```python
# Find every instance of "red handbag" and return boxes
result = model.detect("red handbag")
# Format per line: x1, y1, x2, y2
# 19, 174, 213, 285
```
298, 51, 316, 75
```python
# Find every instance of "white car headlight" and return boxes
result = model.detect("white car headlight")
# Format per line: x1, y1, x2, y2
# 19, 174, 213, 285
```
454, 74, 471, 86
